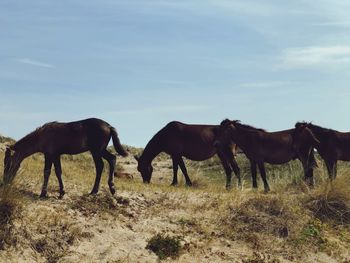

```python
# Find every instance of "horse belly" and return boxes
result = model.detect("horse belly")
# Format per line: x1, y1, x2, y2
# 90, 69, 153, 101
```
264, 153, 293, 164
53, 136, 89, 155
336, 143, 350, 161
182, 147, 216, 161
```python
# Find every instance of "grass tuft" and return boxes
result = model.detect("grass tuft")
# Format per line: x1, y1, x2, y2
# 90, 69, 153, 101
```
146, 233, 182, 260
225, 195, 298, 240
0, 184, 22, 250
306, 174, 350, 225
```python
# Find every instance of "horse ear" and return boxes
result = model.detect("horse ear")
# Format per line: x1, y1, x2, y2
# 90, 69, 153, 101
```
220, 119, 232, 127
134, 155, 139, 162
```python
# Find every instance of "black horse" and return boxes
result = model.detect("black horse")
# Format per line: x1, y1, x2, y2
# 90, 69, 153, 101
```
216, 119, 320, 192
295, 122, 350, 179
134, 121, 241, 189
3, 118, 128, 198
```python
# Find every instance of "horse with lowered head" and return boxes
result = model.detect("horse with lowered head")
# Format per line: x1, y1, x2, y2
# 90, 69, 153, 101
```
216, 119, 320, 192
295, 122, 350, 179
134, 121, 241, 189
3, 118, 128, 198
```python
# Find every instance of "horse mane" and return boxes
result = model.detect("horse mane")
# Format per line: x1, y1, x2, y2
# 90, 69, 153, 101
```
295, 121, 335, 134
295, 121, 309, 129
220, 119, 265, 132
220, 119, 232, 127
13, 121, 60, 150
233, 120, 266, 132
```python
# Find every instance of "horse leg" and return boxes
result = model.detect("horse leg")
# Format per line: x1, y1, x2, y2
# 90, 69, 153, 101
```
217, 152, 233, 190
225, 150, 241, 189
257, 162, 270, 192
102, 150, 117, 195
40, 154, 53, 198
171, 156, 179, 186
325, 160, 336, 180
53, 156, 65, 198
301, 159, 314, 187
306, 168, 315, 187
90, 152, 104, 195
178, 157, 192, 186
250, 160, 258, 189
333, 161, 338, 179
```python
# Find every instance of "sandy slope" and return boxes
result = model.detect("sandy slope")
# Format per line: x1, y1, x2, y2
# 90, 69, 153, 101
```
0, 150, 349, 263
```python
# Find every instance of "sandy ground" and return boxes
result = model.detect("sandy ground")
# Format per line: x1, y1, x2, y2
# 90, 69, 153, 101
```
0, 150, 349, 263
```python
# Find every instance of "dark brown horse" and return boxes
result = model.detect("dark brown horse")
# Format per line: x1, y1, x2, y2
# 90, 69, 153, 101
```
216, 119, 320, 192
3, 118, 128, 198
134, 121, 241, 189
295, 122, 350, 179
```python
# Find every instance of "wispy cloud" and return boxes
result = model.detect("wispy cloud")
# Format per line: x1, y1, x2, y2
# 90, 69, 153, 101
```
15, 58, 55, 68
278, 45, 350, 69
109, 105, 211, 115
208, 0, 277, 17
312, 21, 350, 27
239, 81, 294, 88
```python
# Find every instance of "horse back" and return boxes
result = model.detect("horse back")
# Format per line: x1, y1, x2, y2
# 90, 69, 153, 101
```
242, 129, 295, 164
159, 122, 221, 160
40, 118, 111, 154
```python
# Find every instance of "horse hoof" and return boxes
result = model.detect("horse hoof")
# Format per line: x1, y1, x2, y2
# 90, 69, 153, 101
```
186, 182, 193, 187
110, 188, 116, 195
58, 191, 65, 199
39, 193, 48, 199
226, 186, 233, 191
90, 190, 98, 195
170, 183, 178, 186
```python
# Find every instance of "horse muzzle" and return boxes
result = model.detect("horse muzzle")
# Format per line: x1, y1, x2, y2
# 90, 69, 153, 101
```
143, 179, 150, 184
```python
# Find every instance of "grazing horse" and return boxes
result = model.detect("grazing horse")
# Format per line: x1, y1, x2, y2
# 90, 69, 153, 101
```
216, 119, 320, 192
134, 121, 241, 189
295, 122, 350, 179
3, 118, 128, 198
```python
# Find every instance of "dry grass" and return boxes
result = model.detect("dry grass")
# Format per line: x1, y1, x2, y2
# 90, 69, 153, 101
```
27, 208, 84, 263
224, 194, 301, 240
0, 184, 23, 250
146, 233, 182, 260
306, 173, 350, 225
0, 149, 350, 262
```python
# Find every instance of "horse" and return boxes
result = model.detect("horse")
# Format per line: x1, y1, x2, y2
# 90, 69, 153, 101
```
216, 119, 320, 192
295, 122, 350, 179
134, 121, 241, 189
3, 118, 128, 198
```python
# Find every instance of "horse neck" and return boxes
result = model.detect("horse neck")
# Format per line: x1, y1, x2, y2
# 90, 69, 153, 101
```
140, 136, 163, 165
309, 125, 328, 139
231, 129, 251, 150
13, 133, 41, 160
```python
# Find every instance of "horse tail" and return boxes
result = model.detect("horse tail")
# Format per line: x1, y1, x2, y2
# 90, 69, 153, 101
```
110, 127, 128, 157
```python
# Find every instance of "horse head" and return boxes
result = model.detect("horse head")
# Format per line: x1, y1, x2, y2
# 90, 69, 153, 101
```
134, 155, 153, 184
3, 146, 20, 184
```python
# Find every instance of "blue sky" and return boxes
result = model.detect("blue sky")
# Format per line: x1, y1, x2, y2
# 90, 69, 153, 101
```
1, 1, 350, 146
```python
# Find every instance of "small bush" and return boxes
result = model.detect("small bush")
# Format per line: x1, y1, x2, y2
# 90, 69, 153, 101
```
0, 185, 22, 249
146, 233, 181, 260
224, 195, 299, 240
29, 208, 83, 263
300, 219, 324, 240
306, 175, 350, 225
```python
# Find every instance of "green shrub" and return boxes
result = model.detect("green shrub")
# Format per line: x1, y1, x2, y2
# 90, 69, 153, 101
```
146, 233, 181, 260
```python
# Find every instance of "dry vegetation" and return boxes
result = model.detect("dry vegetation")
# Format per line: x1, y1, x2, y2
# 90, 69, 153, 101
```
0, 140, 349, 262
